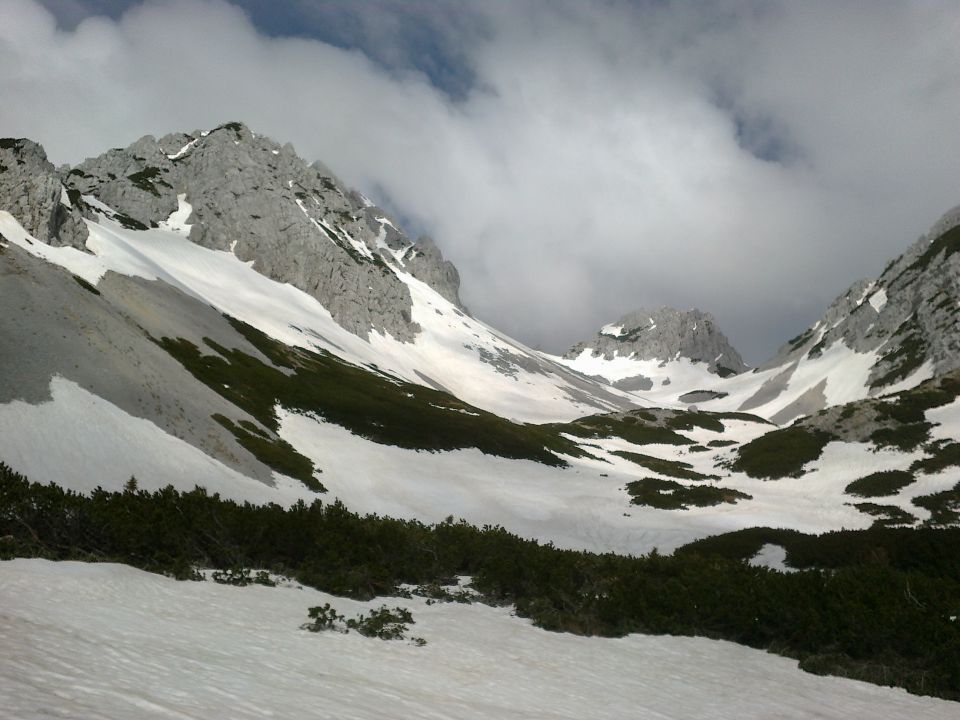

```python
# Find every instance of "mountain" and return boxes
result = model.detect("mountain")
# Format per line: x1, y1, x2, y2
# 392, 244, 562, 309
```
571, 208, 960, 424
2, 123, 960, 710
1, 122, 958, 554
557, 306, 748, 392
0, 123, 640, 426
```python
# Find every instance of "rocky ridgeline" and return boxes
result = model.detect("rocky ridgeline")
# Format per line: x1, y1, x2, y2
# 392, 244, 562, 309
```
565, 307, 748, 377
0, 138, 88, 249
1, 123, 462, 343
762, 205, 960, 390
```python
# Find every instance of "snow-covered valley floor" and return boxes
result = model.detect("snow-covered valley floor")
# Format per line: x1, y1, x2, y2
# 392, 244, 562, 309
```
1, 559, 956, 719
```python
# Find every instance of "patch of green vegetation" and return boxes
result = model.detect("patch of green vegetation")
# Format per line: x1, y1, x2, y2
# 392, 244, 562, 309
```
626, 477, 750, 509
677, 524, 960, 576
112, 213, 149, 231
127, 166, 172, 197
845, 470, 915, 498
237, 418, 269, 438
72, 275, 100, 296
731, 427, 834, 479
911, 442, 960, 476
560, 415, 693, 446
211, 567, 276, 587
302, 603, 422, 643
212, 413, 323, 492
870, 423, 932, 452
913, 481, 960, 526
66, 188, 82, 207
3, 466, 960, 700
712, 411, 773, 425
806, 337, 828, 358
612, 451, 719, 480
869, 320, 928, 389
707, 439, 737, 448
688, 445, 709, 453
787, 327, 816, 348
630, 410, 656, 421
852, 503, 917, 528
679, 390, 729, 402
666, 412, 724, 433
872, 376, 960, 435
158, 317, 583, 467
0, 138, 23, 151
839, 404, 857, 420
903, 224, 960, 276
215, 121, 245, 138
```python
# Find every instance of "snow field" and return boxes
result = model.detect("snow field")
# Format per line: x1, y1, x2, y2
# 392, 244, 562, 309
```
0, 377, 317, 507
1, 559, 955, 720
1, 202, 637, 423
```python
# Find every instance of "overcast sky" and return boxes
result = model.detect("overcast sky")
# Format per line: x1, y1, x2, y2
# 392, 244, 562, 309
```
3, 0, 960, 362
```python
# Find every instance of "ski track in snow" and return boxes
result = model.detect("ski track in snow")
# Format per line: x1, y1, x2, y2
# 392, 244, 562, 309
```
0, 559, 955, 720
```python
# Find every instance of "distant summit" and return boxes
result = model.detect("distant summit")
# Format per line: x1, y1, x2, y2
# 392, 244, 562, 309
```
566, 307, 746, 373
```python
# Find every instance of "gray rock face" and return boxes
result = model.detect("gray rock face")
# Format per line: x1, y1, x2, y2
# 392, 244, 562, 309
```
404, 235, 463, 306
0, 243, 281, 484
60, 122, 464, 342
762, 205, 960, 390
565, 307, 748, 376
0, 138, 88, 249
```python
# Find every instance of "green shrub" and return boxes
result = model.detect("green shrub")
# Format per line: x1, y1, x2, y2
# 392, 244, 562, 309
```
731, 427, 834, 479
213, 413, 322, 492
2, 463, 958, 700
707, 439, 738, 448
911, 443, 960, 475
852, 503, 917, 528
870, 423, 932, 451
913, 481, 960, 526
666, 412, 724, 433
626, 477, 750, 509
211, 567, 276, 587
159, 318, 584, 467
845, 470, 915, 498
613, 451, 718, 480
302, 603, 421, 642
127, 166, 172, 197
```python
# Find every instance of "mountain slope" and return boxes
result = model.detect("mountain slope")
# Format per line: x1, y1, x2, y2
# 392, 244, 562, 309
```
0, 123, 958, 558
1, 126, 641, 424
572, 206, 960, 424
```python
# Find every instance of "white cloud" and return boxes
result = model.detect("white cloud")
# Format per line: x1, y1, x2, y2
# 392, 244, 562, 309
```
2, 0, 960, 361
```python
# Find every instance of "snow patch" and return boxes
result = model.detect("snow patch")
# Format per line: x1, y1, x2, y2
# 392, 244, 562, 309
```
157, 194, 192, 235
0, 377, 317, 506
2, 559, 953, 720
166, 137, 199, 160
868, 288, 888, 313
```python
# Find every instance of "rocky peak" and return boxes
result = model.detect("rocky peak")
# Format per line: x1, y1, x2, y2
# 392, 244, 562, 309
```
763, 204, 960, 391
565, 306, 748, 376
49, 121, 465, 342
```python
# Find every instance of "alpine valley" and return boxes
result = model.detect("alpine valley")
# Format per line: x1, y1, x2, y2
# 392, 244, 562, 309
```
1, 123, 958, 719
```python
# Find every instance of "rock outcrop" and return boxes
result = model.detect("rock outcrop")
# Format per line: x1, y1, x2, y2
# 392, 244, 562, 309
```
57, 122, 464, 342
0, 138, 88, 249
566, 307, 748, 376
761, 205, 960, 390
